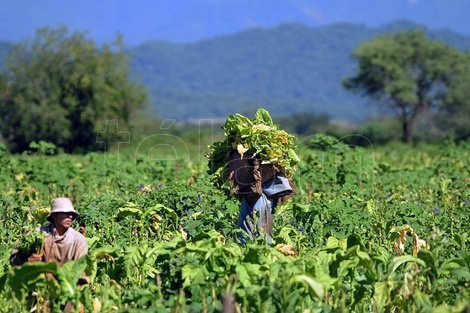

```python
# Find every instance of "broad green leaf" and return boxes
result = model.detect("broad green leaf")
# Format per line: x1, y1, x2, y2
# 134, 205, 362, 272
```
438, 258, 466, 273
181, 264, 208, 288
373, 281, 391, 312
235, 264, 251, 287
116, 207, 141, 218
450, 268, 470, 281
254, 108, 274, 126
326, 236, 347, 250
292, 274, 324, 300
8, 262, 59, 300
389, 255, 425, 275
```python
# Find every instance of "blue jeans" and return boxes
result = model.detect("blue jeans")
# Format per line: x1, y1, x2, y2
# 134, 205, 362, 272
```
237, 193, 274, 245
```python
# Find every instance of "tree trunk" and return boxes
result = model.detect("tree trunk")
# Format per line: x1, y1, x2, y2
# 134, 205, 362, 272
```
400, 104, 413, 144
401, 102, 421, 144
402, 120, 413, 144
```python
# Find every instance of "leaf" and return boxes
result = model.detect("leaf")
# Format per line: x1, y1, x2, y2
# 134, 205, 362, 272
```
389, 255, 425, 276
31, 206, 50, 225
191, 211, 203, 219
417, 249, 436, 269
181, 264, 208, 288
116, 207, 141, 218
8, 262, 59, 300
450, 268, 470, 281
326, 236, 347, 250
235, 264, 251, 287
438, 257, 466, 274
412, 289, 432, 312
56, 257, 88, 298
236, 143, 248, 156
275, 243, 297, 256
366, 199, 375, 214
142, 203, 173, 220
373, 281, 390, 312
254, 108, 274, 126
179, 226, 188, 240
292, 274, 324, 300
278, 226, 295, 246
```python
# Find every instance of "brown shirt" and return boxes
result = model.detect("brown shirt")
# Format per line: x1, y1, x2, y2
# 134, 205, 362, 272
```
10, 224, 88, 266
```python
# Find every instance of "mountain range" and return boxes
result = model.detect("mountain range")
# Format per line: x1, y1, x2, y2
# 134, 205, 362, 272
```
138, 0, 470, 44
2, 0, 470, 45
1, 20, 470, 122
129, 20, 470, 121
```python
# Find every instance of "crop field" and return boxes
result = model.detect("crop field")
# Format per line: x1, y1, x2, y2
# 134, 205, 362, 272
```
0, 136, 469, 312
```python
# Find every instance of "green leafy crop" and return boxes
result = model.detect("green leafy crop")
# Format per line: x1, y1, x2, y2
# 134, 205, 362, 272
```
17, 228, 45, 256
206, 108, 300, 191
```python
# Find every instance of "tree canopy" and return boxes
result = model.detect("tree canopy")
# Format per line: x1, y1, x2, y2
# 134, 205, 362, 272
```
0, 26, 148, 153
437, 51, 470, 140
343, 29, 469, 143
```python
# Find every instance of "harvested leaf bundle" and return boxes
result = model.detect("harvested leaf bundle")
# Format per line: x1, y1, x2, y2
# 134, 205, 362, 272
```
206, 108, 300, 195
17, 228, 45, 256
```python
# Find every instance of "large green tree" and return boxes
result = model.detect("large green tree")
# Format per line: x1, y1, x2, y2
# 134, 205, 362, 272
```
343, 29, 468, 143
436, 51, 470, 140
0, 26, 148, 152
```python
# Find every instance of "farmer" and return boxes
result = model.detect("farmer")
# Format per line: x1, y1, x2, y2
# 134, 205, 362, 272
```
10, 197, 89, 311
233, 156, 294, 244
10, 197, 88, 269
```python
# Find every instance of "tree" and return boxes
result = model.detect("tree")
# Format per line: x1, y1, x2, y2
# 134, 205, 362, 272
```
277, 112, 331, 136
0, 26, 148, 153
436, 51, 470, 141
343, 29, 468, 143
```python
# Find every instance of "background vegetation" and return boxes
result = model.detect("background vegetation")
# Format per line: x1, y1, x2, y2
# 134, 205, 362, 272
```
1, 21, 469, 155
0, 27, 148, 153
1, 20, 470, 123
128, 21, 470, 122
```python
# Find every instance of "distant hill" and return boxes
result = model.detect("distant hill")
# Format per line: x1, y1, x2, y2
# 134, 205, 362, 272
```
2, 0, 470, 46
1, 20, 470, 122
130, 20, 470, 121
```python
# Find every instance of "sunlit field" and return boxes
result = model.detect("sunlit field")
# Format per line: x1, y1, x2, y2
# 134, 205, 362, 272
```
0, 133, 469, 312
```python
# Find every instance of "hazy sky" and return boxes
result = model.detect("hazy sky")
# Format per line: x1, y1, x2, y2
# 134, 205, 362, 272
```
1, 0, 469, 46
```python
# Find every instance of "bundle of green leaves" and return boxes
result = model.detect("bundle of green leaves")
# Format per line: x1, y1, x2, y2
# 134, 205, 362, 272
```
206, 108, 300, 192
17, 228, 45, 257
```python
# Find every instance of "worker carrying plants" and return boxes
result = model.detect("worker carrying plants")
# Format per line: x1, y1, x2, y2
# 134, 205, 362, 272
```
206, 108, 299, 244
10, 197, 88, 271
230, 150, 296, 244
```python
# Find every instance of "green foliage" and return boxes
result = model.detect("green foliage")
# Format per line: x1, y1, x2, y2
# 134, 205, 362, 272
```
16, 228, 45, 256
437, 52, 470, 141
276, 112, 331, 136
206, 108, 300, 193
343, 29, 469, 144
29, 141, 58, 155
0, 26, 148, 153
0, 137, 469, 311
2, 22, 470, 126
129, 21, 470, 122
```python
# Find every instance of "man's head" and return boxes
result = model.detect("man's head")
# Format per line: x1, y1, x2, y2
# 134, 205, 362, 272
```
46, 198, 79, 228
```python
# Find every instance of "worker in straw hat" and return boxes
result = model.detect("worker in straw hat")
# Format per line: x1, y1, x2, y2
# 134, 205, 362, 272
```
10, 198, 89, 312
10, 197, 88, 267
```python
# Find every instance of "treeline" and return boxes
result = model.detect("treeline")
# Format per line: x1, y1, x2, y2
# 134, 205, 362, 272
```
129, 21, 470, 122
0, 25, 469, 155
0, 27, 148, 153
